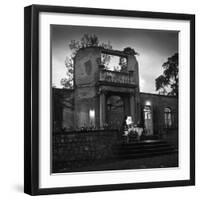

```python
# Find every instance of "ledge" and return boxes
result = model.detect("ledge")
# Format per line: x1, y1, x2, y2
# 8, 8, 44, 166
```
97, 80, 136, 88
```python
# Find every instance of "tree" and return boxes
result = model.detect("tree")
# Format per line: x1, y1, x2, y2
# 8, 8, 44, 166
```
61, 34, 112, 88
60, 57, 74, 89
69, 34, 99, 57
155, 53, 178, 96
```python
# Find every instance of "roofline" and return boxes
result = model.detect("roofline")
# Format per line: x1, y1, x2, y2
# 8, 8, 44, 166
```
52, 88, 178, 99
75, 46, 135, 58
52, 87, 74, 91
140, 92, 178, 98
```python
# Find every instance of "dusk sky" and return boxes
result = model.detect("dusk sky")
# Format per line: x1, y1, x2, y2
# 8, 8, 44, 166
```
51, 25, 178, 93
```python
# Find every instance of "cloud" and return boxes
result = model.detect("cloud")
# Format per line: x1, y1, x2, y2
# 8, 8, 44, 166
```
51, 25, 178, 92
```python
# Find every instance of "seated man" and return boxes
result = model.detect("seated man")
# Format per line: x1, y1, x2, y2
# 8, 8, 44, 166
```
129, 122, 144, 141
133, 125, 143, 141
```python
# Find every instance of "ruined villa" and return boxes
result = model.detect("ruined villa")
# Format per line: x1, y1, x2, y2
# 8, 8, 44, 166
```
53, 46, 178, 137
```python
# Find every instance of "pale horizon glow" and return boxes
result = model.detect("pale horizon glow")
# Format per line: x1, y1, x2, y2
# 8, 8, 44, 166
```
51, 25, 178, 93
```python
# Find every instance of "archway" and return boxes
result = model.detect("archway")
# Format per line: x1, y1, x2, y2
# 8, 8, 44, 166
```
106, 95, 124, 129
143, 105, 153, 135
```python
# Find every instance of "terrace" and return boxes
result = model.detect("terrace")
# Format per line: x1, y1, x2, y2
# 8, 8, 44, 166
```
98, 49, 136, 87
99, 69, 135, 86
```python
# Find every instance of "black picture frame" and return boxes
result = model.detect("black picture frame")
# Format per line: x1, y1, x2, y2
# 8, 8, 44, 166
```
24, 4, 195, 195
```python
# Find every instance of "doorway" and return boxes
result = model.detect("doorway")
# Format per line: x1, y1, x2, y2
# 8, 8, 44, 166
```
143, 105, 153, 135
106, 95, 125, 129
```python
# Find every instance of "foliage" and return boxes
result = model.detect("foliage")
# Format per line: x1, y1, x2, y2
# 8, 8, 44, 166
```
60, 57, 74, 89
123, 47, 139, 56
69, 34, 99, 57
60, 35, 139, 88
61, 34, 112, 88
155, 53, 178, 96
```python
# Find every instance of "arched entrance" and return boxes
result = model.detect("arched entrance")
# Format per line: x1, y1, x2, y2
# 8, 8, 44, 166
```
106, 95, 124, 129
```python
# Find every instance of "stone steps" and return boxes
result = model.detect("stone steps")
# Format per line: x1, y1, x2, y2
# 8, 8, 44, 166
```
113, 140, 177, 159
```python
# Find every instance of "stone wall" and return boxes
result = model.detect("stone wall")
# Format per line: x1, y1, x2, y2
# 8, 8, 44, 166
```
53, 89, 178, 132
52, 130, 120, 171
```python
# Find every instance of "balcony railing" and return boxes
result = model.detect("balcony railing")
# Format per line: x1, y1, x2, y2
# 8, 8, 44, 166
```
99, 69, 135, 85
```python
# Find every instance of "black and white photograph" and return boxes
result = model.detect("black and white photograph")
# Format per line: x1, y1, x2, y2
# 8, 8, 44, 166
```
23, 4, 195, 195
0, 0, 198, 198
51, 25, 179, 173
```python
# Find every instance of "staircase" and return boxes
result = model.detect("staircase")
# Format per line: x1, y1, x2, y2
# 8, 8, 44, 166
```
113, 140, 177, 159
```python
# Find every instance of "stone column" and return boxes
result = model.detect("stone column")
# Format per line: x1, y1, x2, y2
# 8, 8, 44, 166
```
100, 92, 106, 128
130, 94, 135, 123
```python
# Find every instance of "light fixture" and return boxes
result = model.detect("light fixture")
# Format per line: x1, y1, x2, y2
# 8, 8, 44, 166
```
89, 109, 95, 126
145, 101, 151, 106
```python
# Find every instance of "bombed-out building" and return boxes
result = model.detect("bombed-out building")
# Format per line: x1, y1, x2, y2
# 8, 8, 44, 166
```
53, 47, 178, 140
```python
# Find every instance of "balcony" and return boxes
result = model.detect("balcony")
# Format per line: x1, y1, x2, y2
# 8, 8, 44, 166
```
99, 69, 135, 87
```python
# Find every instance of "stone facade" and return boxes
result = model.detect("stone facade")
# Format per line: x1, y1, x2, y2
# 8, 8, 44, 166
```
52, 47, 178, 167
53, 46, 178, 136
140, 92, 178, 132
71, 47, 141, 129
140, 92, 178, 147
53, 89, 178, 133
